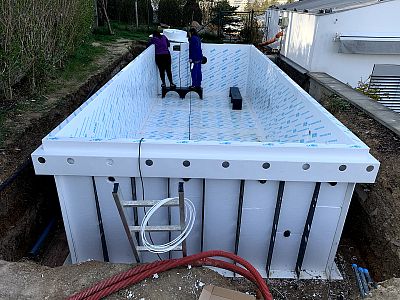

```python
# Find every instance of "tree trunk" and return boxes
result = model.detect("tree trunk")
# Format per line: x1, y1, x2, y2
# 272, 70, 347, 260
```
94, 0, 99, 28
98, 0, 114, 34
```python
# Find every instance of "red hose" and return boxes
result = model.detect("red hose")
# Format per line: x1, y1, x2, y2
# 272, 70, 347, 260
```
68, 250, 273, 300
86, 258, 259, 300
86, 259, 258, 300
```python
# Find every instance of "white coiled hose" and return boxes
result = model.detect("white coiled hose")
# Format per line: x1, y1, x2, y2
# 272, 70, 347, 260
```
140, 197, 196, 254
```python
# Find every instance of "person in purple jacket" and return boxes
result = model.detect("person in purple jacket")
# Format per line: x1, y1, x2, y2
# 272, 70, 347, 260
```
188, 28, 202, 88
148, 30, 176, 88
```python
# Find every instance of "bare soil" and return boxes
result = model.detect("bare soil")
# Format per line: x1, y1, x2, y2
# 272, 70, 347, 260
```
0, 260, 246, 300
0, 258, 362, 300
370, 278, 400, 300
319, 96, 400, 281
1, 256, 397, 299
0, 39, 146, 262
32, 220, 70, 268
0, 39, 145, 183
24, 215, 365, 299
10, 241, 400, 300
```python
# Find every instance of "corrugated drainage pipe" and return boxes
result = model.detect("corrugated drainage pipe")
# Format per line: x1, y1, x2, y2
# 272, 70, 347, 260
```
68, 250, 273, 300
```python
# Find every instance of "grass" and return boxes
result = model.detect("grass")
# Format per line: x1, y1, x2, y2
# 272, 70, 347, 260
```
58, 42, 107, 81
1, 21, 153, 146
0, 41, 101, 144
45, 41, 106, 93
324, 94, 350, 114
93, 21, 154, 43
50, 22, 153, 84
0, 20, 223, 146
49, 21, 153, 88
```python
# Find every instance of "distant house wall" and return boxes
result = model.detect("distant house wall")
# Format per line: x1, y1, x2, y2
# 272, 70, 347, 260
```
265, 9, 282, 47
280, 11, 318, 71
267, 0, 400, 87
310, 0, 400, 86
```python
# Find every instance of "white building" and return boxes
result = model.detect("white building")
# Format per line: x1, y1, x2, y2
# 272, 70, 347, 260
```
265, 0, 400, 87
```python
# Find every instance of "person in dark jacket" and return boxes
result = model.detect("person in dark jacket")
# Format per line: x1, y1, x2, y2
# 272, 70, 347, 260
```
148, 30, 176, 88
188, 28, 202, 88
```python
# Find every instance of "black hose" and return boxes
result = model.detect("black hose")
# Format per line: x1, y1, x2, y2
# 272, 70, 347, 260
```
0, 158, 31, 193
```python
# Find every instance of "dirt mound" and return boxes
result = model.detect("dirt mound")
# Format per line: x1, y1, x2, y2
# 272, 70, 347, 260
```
371, 278, 400, 300
0, 260, 248, 300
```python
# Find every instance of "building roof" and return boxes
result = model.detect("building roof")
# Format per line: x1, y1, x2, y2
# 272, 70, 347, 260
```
272, 0, 395, 14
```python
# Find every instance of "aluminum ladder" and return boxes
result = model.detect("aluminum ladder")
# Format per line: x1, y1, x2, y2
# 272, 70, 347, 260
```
112, 181, 187, 263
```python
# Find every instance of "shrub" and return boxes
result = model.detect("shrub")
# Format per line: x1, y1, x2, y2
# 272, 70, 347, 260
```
0, 0, 94, 100
355, 77, 381, 101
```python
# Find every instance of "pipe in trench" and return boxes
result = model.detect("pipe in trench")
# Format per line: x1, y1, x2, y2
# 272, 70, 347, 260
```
28, 217, 56, 257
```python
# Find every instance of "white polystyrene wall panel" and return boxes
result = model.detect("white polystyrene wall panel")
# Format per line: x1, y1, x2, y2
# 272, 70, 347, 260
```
170, 43, 191, 88
302, 206, 342, 271
269, 182, 314, 274
266, 182, 349, 275
54, 176, 78, 263
326, 183, 355, 277
54, 174, 354, 278
270, 233, 302, 274
135, 177, 169, 261
51, 47, 158, 139
317, 182, 348, 208
41, 43, 370, 148
237, 180, 279, 276
247, 47, 362, 145
201, 45, 250, 95
203, 179, 240, 257
277, 182, 314, 234
298, 183, 349, 272
169, 178, 203, 258
54, 175, 103, 262
93, 176, 135, 263
168, 44, 250, 95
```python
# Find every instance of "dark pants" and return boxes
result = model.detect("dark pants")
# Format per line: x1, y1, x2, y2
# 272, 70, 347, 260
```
191, 62, 202, 87
155, 54, 173, 85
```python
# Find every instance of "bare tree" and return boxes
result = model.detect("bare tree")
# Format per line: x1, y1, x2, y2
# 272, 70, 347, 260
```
98, 0, 114, 34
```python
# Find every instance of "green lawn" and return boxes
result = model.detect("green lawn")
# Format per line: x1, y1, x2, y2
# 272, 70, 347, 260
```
0, 22, 153, 146
93, 22, 154, 43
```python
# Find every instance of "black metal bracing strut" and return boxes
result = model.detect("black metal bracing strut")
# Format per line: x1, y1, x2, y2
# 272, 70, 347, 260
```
295, 182, 321, 278
234, 180, 246, 256
92, 177, 109, 262
266, 181, 285, 277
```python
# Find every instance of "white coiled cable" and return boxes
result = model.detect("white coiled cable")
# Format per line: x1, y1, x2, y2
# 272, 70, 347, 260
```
140, 197, 196, 254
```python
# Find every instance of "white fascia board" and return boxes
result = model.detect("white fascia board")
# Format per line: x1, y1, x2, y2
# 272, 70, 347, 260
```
32, 140, 379, 182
